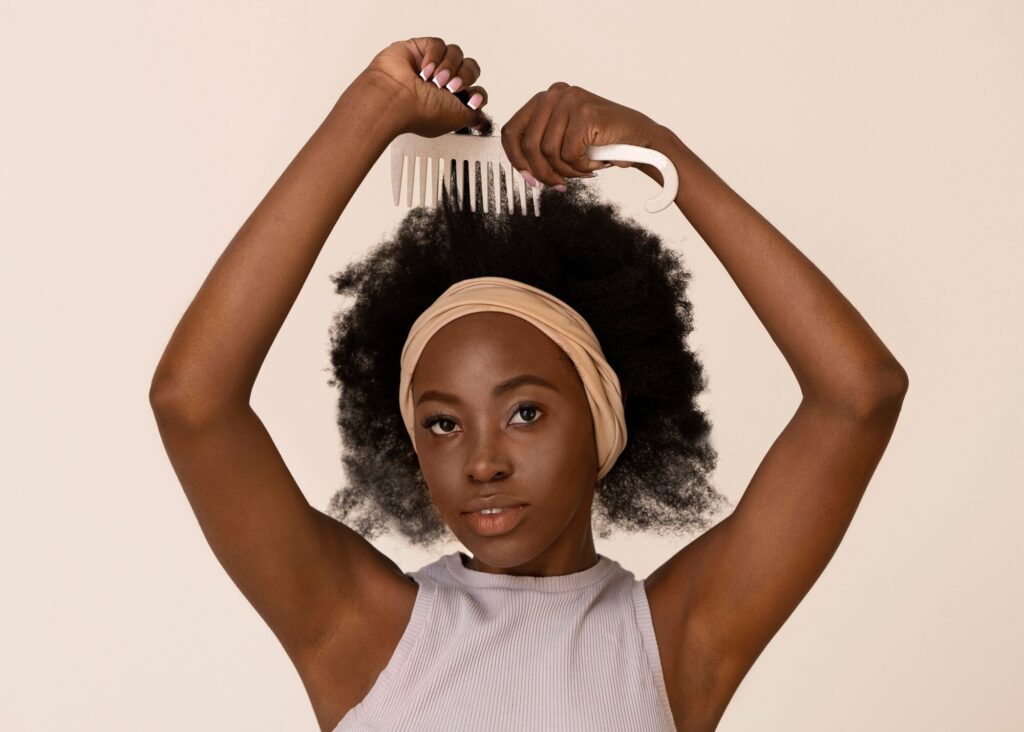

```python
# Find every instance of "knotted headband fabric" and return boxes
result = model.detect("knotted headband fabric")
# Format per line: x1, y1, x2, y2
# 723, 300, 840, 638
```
398, 276, 628, 481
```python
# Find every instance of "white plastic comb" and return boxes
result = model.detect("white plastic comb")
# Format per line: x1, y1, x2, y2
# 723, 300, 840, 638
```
390, 132, 678, 217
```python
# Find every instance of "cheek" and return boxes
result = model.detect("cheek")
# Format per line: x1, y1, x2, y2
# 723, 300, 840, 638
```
417, 450, 454, 483
538, 417, 595, 468
417, 453, 459, 508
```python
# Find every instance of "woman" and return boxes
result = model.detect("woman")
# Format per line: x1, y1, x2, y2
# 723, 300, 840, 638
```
150, 36, 908, 732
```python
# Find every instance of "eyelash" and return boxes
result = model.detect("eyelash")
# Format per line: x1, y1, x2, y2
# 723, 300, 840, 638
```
421, 402, 543, 436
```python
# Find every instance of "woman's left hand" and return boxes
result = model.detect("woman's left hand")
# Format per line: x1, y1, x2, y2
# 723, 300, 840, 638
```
500, 83, 665, 188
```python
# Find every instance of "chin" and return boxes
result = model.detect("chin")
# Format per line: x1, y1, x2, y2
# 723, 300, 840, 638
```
462, 539, 544, 568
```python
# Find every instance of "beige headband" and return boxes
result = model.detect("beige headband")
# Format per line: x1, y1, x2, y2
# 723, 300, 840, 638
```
398, 276, 627, 481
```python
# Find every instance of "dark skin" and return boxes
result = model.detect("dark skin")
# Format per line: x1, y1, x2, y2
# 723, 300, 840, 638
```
410, 311, 603, 577
150, 36, 908, 731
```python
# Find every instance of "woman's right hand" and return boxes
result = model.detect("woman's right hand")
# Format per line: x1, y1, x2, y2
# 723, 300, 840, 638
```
358, 37, 489, 138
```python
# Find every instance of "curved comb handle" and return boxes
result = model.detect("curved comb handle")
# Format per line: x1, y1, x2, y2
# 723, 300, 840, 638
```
584, 144, 678, 213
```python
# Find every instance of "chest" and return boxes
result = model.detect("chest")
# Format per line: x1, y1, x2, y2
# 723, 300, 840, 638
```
303, 581, 720, 728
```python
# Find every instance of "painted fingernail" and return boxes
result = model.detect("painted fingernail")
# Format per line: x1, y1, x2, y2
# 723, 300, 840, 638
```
419, 62, 436, 81
432, 68, 451, 87
467, 93, 484, 110
519, 170, 540, 188
445, 76, 463, 93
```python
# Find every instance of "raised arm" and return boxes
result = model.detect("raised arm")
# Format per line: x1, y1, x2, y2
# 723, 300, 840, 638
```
147, 37, 488, 704
457, 82, 909, 723
639, 126, 908, 721
149, 78, 396, 413
638, 126, 907, 406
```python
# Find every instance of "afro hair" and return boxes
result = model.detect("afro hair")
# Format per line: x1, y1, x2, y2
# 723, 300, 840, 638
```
324, 118, 729, 549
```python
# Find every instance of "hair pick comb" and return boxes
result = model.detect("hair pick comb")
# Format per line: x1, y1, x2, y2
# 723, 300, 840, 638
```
390, 131, 678, 217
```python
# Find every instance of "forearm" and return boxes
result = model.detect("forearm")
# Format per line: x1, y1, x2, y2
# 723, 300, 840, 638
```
644, 125, 907, 411
150, 77, 399, 416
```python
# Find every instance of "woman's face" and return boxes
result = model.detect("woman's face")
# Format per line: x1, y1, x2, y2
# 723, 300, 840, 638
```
411, 312, 599, 576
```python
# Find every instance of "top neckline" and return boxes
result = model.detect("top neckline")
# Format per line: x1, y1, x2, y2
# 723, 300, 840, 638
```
443, 551, 616, 592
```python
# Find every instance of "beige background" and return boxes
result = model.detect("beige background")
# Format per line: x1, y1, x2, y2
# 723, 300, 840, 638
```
2, 1, 1021, 730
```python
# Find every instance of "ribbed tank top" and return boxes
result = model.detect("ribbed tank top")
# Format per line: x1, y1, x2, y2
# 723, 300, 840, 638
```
332, 551, 677, 731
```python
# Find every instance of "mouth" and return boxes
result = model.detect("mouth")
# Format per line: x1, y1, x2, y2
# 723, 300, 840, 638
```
462, 504, 528, 536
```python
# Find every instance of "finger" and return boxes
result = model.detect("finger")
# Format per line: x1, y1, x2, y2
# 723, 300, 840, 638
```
444, 56, 480, 94
455, 85, 487, 110
501, 92, 544, 183
543, 90, 597, 179
455, 84, 489, 127
561, 108, 610, 174
415, 37, 448, 82
520, 86, 570, 186
427, 43, 464, 89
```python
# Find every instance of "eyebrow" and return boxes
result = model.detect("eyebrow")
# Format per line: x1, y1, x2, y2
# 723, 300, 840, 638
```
415, 374, 560, 407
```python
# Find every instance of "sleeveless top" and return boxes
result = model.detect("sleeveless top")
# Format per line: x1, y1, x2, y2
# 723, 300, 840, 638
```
332, 551, 677, 731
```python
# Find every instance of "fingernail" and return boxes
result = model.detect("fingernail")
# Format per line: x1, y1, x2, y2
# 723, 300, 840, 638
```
432, 68, 451, 87
445, 76, 463, 93
467, 93, 483, 110
519, 170, 540, 188
553, 184, 567, 192
419, 62, 436, 81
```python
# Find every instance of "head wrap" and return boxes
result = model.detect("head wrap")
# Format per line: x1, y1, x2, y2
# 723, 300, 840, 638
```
398, 276, 627, 481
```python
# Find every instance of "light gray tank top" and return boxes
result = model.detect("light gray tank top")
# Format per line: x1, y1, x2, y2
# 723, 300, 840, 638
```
333, 551, 677, 731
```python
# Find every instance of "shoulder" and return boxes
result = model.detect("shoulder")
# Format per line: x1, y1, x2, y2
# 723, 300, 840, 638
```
644, 572, 735, 729
297, 566, 421, 731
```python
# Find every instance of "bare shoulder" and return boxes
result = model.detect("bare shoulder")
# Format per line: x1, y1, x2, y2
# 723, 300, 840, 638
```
645, 558, 734, 732
295, 518, 420, 731
643, 394, 907, 730
150, 399, 425, 730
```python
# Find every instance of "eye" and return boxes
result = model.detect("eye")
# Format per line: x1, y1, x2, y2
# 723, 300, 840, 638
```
422, 414, 460, 436
510, 403, 542, 425
420, 403, 543, 437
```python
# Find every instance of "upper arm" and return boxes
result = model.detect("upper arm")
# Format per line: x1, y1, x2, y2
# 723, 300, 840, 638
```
149, 398, 404, 664
646, 382, 907, 701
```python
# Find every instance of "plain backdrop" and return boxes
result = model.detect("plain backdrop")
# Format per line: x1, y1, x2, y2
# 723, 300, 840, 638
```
2, 1, 1021, 730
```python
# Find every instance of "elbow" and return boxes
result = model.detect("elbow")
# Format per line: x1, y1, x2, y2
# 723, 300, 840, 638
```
149, 375, 175, 411
872, 359, 909, 400
149, 378, 195, 429
148, 373, 204, 424
149, 371, 186, 412
852, 361, 909, 419
886, 361, 910, 397
807, 361, 909, 420
149, 372, 249, 429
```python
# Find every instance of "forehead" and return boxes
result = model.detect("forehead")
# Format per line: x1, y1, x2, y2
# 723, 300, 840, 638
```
412, 312, 576, 388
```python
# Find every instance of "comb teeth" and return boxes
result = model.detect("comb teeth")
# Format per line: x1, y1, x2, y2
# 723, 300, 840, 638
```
390, 133, 541, 216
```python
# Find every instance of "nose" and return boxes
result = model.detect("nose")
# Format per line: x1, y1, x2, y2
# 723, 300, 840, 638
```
465, 429, 514, 483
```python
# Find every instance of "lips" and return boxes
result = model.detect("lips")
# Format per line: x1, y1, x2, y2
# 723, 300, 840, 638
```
462, 501, 529, 514
462, 504, 528, 536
